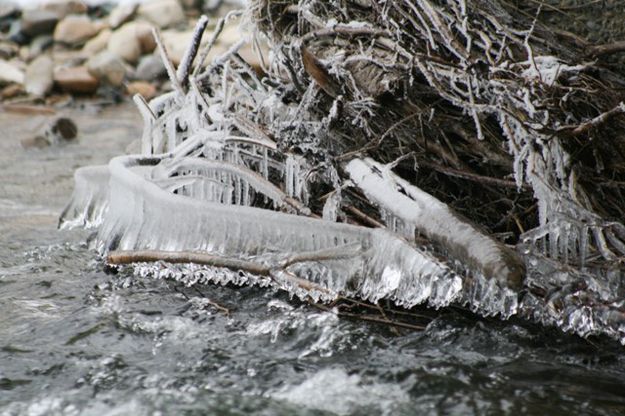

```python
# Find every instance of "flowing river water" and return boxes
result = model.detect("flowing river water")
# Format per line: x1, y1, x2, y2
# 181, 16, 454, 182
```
2, 102, 625, 415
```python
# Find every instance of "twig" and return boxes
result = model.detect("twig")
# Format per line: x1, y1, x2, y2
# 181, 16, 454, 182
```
177, 15, 209, 90
586, 41, 625, 59
311, 302, 426, 331
192, 287, 231, 315
152, 27, 184, 96
558, 102, 625, 136
107, 250, 271, 275
193, 9, 243, 77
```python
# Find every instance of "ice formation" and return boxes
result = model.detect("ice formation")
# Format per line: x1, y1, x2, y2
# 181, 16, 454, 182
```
60, 7, 625, 344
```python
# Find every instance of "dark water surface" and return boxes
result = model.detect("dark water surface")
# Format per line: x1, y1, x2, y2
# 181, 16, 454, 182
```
2, 103, 625, 415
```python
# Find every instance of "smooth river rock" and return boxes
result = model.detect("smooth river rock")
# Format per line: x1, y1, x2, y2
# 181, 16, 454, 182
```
25, 55, 54, 96
87, 51, 127, 86
0, 59, 25, 85
53, 14, 100, 46
138, 0, 185, 29
20, 9, 59, 37
53, 66, 99, 93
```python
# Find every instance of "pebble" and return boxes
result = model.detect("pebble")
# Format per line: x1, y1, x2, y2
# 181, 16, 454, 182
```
53, 66, 99, 94
1, 84, 24, 99
138, 0, 185, 29
107, 22, 144, 64
108, 4, 137, 29
161, 29, 227, 65
25, 54, 54, 96
0, 41, 19, 60
134, 54, 166, 81
87, 51, 127, 87
82, 28, 111, 55
135, 21, 156, 54
127, 80, 157, 100
28, 35, 54, 60
21, 116, 77, 148
41, 0, 88, 19
53, 14, 100, 46
0, 4, 18, 20
0, 59, 25, 85
21, 9, 59, 38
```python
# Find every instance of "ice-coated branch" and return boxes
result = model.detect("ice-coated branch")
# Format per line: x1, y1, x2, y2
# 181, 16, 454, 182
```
345, 157, 525, 290
177, 15, 209, 90
152, 27, 184, 96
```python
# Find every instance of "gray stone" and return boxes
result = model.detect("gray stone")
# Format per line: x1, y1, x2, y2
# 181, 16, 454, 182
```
134, 53, 166, 81
25, 55, 54, 97
87, 51, 127, 87
138, 0, 185, 29
21, 9, 59, 37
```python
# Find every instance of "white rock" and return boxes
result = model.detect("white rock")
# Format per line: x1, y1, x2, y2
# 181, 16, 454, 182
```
53, 14, 100, 45
0, 60, 25, 85
161, 29, 227, 65
87, 51, 128, 86
82, 28, 111, 55
107, 22, 142, 64
108, 4, 137, 29
138, 0, 185, 29
25, 55, 54, 96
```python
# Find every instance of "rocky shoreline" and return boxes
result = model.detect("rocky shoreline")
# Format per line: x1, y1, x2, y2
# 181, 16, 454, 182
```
0, 0, 254, 148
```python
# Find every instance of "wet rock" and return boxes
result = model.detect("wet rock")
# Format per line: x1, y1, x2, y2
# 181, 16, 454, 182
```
127, 80, 157, 100
108, 3, 136, 29
25, 55, 54, 97
53, 66, 99, 94
53, 14, 100, 46
134, 54, 166, 81
138, 0, 185, 29
20, 116, 78, 149
21, 9, 59, 37
82, 28, 111, 55
107, 21, 154, 64
87, 51, 127, 87
0, 59, 24, 85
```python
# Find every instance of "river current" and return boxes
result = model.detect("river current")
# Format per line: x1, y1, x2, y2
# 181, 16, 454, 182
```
2, 103, 625, 415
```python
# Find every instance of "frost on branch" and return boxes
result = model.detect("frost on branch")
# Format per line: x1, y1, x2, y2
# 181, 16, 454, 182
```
61, 1, 625, 343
